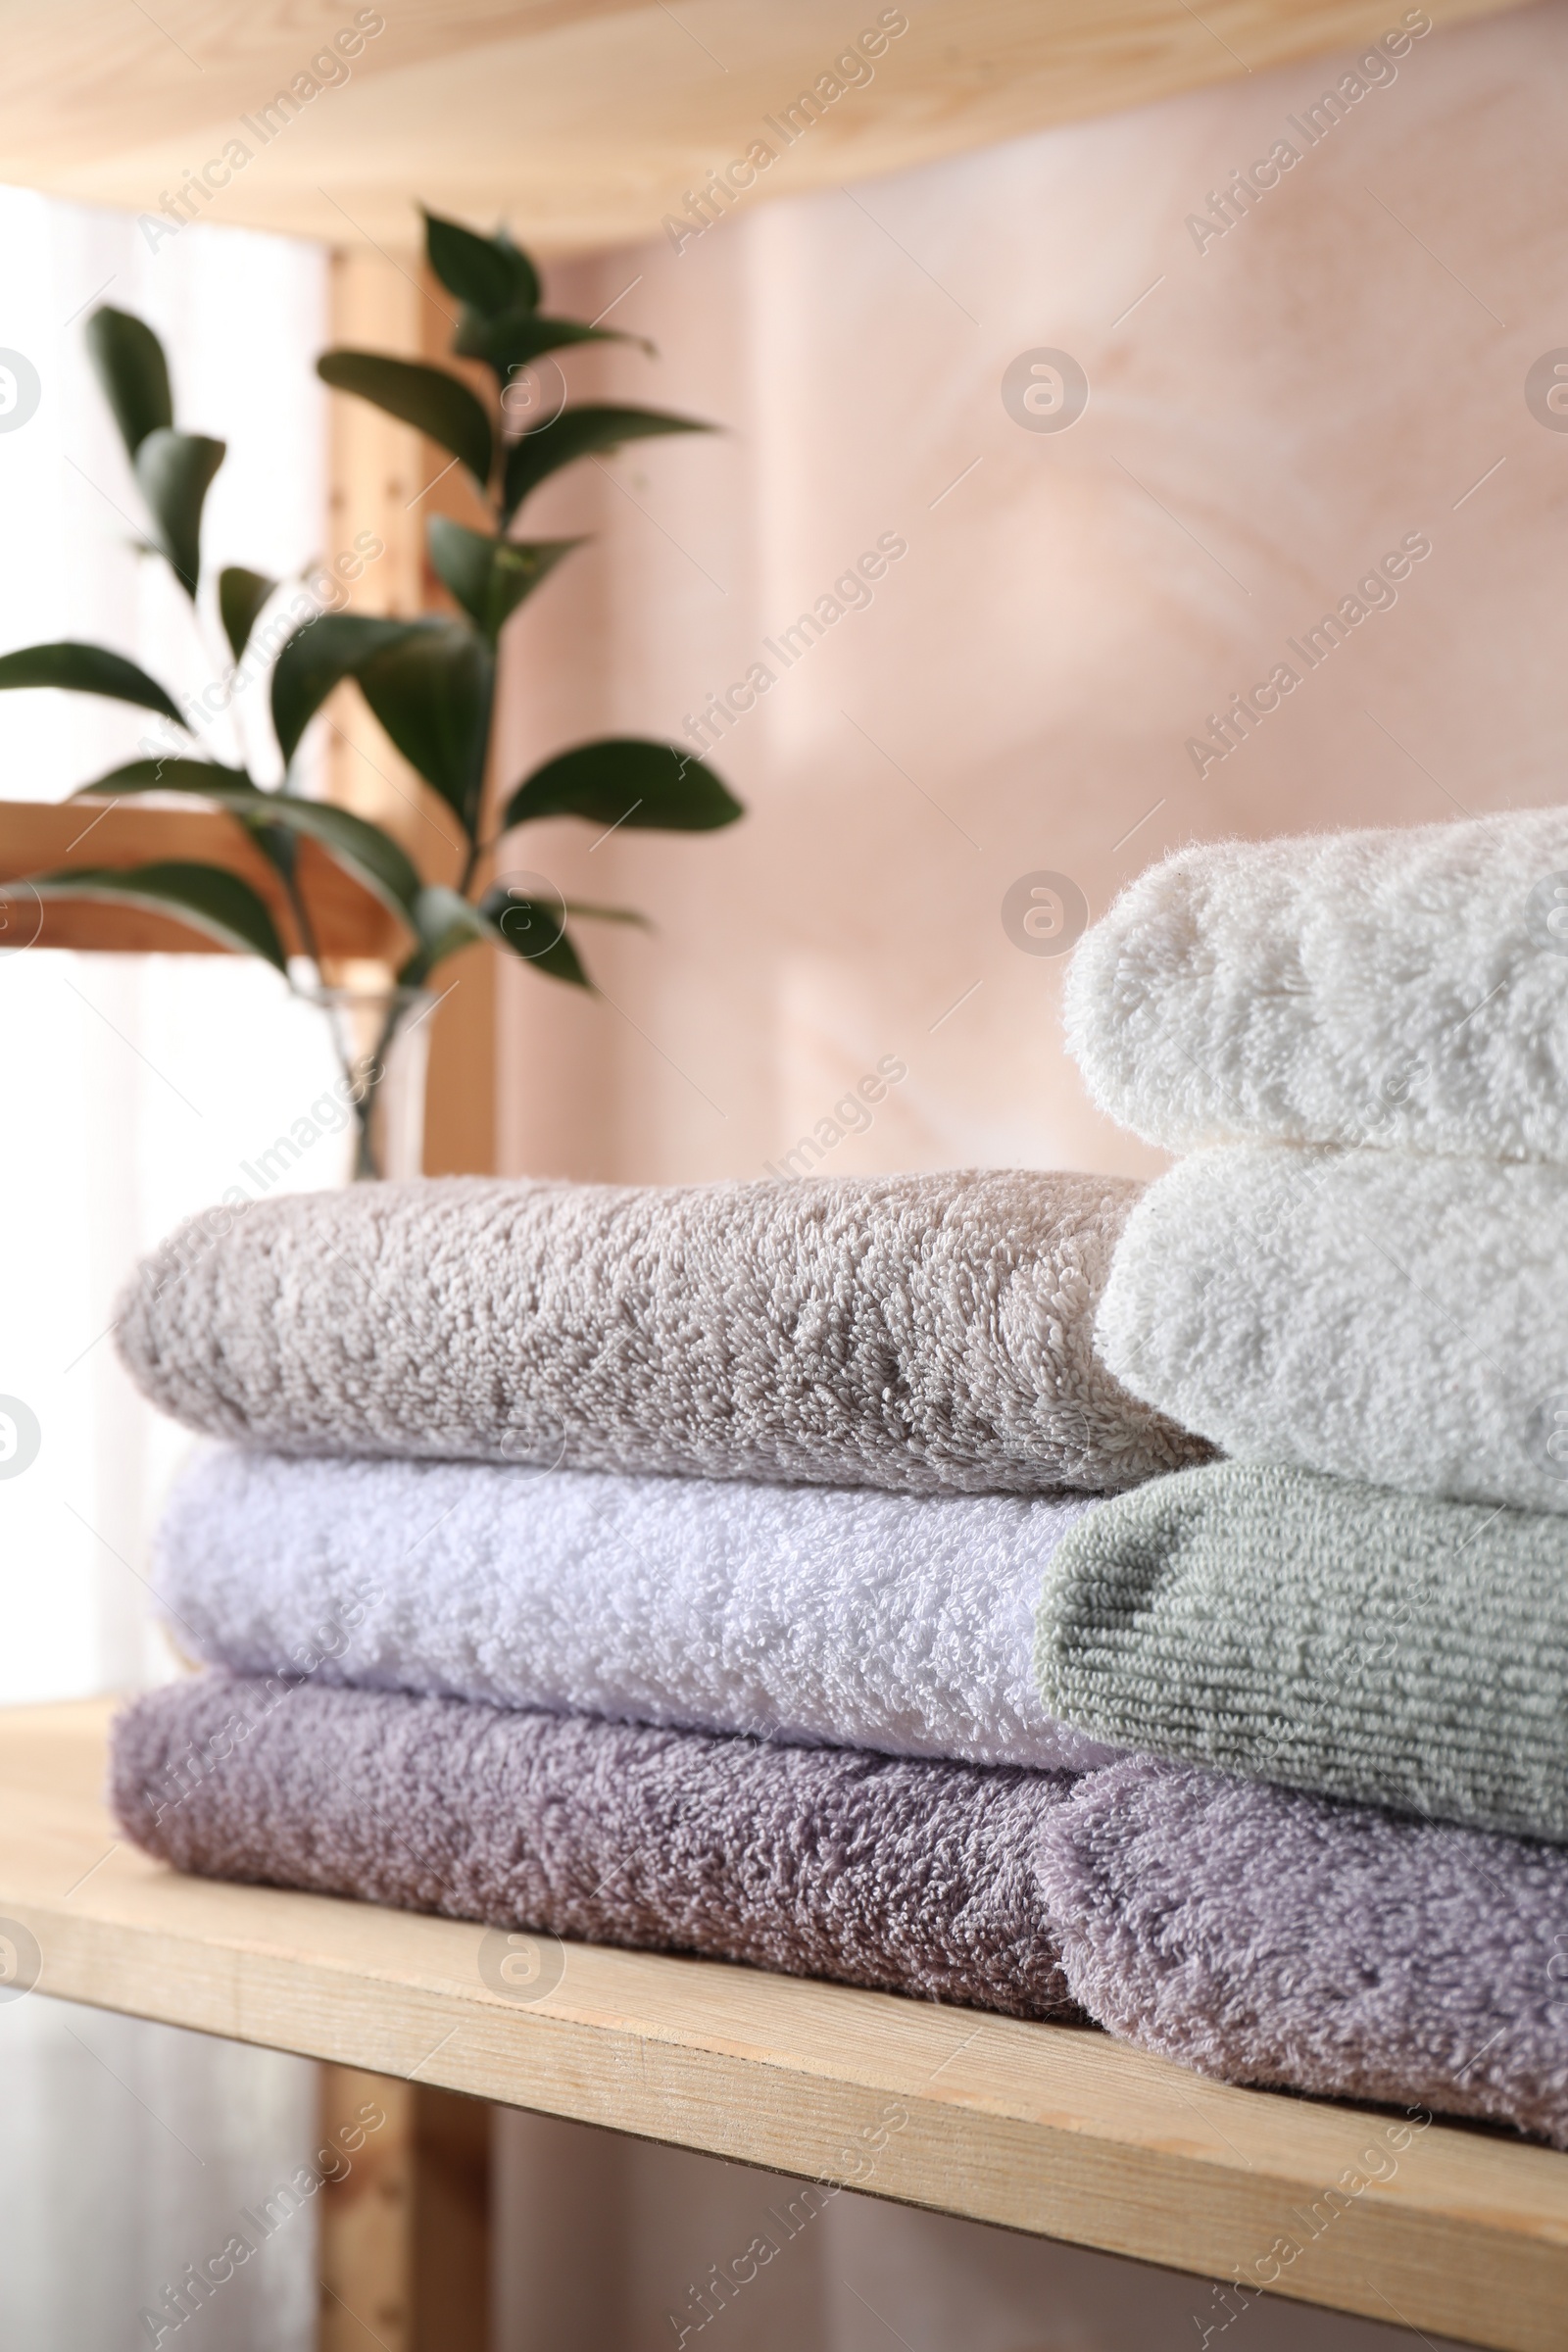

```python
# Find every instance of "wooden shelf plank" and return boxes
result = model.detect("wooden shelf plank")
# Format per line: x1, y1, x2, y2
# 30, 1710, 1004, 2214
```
4, 1698, 1565, 2349
0, 800, 402, 959
0, 0, 1530, 255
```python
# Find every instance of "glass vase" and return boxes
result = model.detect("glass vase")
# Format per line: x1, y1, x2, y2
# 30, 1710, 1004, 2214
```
311, 984, 435, 1181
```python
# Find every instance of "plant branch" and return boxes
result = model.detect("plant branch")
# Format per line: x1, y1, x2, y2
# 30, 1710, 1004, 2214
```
279, 858, 323, 979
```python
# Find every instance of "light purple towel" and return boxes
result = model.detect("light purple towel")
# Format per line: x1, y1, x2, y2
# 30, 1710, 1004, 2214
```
111, 1676, 1085, 2023
1038, 1757, 1568, 2148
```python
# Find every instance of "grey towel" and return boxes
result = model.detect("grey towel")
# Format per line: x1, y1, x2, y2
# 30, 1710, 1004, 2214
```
1038, 1755, 1568, 2150
1035, 1461, 1568, 1841
110, 1676, 1085, 2022
114, 1171, 1205, 1494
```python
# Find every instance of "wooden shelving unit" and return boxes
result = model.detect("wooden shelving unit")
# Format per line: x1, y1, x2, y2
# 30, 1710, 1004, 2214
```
0, 799, 403, 959
1, 9, 1555, 2345
0, 0, 1531, 254
4, 1698, 1565, 2352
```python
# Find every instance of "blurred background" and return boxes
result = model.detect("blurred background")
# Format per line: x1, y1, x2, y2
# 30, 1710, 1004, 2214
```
0, 0, 1559, 2341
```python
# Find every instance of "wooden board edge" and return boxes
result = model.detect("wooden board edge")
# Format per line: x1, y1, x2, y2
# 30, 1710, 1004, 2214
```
1, 1886, 1558, 2352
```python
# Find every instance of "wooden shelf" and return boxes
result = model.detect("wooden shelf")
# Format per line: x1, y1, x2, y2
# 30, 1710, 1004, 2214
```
5, 1698, 1566, 2349
0, 799, 402, 959
0, 0, 1529, 255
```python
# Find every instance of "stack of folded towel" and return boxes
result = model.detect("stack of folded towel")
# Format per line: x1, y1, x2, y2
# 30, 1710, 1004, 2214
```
107, 1172, 1200, 2023
105, 810, 1568, 2158
1037, 806, 1568, 2145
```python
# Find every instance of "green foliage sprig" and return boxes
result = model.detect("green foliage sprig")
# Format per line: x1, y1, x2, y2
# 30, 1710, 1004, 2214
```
0, 209, 742, 1164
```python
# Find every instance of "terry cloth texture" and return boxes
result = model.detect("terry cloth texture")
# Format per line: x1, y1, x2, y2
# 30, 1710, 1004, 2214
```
1096, 1142, 1568, 1515
114, 1171, 1207, 1494
1038, 1756, 1568, 2147
1062, 806, 1568, 1161
112, 1676, 1085, 2023
157, 1449, 1120, 1773
1035, 1462, 1568, 1840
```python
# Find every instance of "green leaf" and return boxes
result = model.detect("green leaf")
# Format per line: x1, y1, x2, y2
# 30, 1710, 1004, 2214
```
505, 914, 590, 987
492, 227, 539, 310
476, 880, 592, 988
403, 881, 488, 979
562, 900, 652, 927
84, 307, 172, 458
73, 757, 248, 798
270, 612, 421, 766
422, 209, 538, 316
400, 878, 592, 989
455, 310, 647, 381
502, 738, 742, 834
318, 351, 493, 490
427, 517, 581, 639
219, 567, 275, 662
24, 861, 288, 969
0, 641, 184, 725
233, 797, 422, 921
355, 622, 495, 835
503, 404, 711, 522
76, 762, 422, 919
250, 819, 298, 893
133, 428, 225, 596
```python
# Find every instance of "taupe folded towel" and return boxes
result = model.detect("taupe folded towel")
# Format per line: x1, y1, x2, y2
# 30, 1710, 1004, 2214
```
115, 1172, 1204, 1493
111, 1676, 1085, 2022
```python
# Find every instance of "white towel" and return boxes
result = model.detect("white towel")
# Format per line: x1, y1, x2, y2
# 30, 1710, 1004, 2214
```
1063, 807, 1568, 1162
155, 1449, 1120, 1771
1097, 1144, 1568, 1513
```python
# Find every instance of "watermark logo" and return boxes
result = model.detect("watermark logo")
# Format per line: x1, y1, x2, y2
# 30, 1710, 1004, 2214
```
1187, 530, 1432, 776
1526, 872, 1568, 953
0, 1917, 41, 2001
490, 870, 567, 961
477, 1927, 567, 2003
0, 1397, 41, 1480
1525, 351, 1568, 432
1001, 349, 1089, 434
684, 530, 909, 758
762, 1054, 907, 1181
1001, 871, 1089, 956
0, 880, 43, 962
496, 1420, 568, 1470
501, 357, 566, 434
661, 13, 911, 255
0, 351, 41, 433
1527, 1391, 1568, 1481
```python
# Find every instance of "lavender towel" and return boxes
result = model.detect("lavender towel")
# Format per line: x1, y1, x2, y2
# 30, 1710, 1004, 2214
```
112, 1676, 1084, 2022
155, 1450, 1118, 1772
113, 1171, 1207, 1494
1038, 1757, 1568, 2148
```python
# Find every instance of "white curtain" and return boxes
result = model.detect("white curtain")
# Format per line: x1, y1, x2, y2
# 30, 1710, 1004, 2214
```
0, 185, 336, 2350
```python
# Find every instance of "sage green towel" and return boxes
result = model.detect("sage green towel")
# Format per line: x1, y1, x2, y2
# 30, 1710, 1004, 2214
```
1035, 1461, 1568, 1841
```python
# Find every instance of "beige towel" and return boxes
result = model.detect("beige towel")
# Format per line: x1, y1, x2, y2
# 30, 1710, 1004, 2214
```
116, 1171, 1205, 1494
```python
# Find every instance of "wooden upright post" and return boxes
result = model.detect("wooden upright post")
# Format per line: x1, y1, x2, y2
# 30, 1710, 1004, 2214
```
317, 2070, 491, 2352
315, 238, 498, 2352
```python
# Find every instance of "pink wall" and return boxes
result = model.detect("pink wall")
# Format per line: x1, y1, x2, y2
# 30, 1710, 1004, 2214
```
491, 0, 1566, 1189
